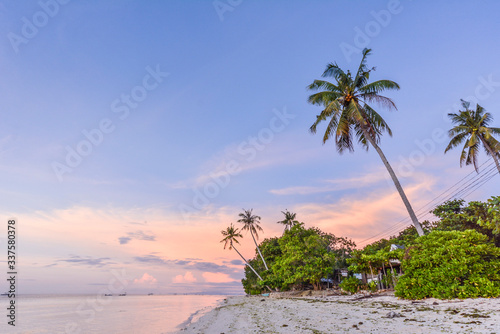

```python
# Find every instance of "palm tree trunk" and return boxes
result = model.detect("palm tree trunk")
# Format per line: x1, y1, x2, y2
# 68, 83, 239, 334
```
388, 261, 397, 287
232, 244, 264, 281
361, 127, 425, 236
479, 137, 500, 174
251, 230, 269, 270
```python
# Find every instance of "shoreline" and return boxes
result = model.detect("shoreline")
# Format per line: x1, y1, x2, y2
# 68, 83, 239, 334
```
177, 291, 500, 333
174, 296, 229, 332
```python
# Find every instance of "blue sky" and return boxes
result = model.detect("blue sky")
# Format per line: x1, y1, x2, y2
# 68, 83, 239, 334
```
0, 0, 499, 295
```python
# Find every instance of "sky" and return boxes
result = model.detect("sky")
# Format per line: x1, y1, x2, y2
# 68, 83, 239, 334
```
0, 0, 499, 295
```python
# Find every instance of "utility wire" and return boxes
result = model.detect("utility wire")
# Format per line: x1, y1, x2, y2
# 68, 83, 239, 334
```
356, 157, 498, 248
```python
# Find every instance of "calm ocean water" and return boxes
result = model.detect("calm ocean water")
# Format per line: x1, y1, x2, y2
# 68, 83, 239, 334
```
0, 294, 227, 334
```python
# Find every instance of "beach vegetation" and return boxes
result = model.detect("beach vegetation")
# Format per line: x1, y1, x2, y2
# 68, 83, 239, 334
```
241, 221, 355, 293
242, 237, 283, 294
394, 230, 500, 299
431, 197, 500, 246
339, 276, 360, 294
271, 223, 337, 291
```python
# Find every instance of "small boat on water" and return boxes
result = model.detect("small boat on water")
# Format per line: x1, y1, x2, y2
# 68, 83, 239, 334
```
104, 294, 112, 296
119, 292, 127, 296
148, 293, 154, 296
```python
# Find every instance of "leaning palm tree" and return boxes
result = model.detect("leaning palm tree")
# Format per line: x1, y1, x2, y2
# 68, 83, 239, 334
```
238, 209, 269, 270
445, 100, 500, 174
220, 224, 263, 280
277, 210, 298, 234
307, 48, 424, 236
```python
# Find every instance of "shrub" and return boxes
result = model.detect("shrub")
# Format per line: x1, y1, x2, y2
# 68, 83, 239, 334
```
339, 276, 360, 294
395, 230, 500, 299
367, 281, 378, 292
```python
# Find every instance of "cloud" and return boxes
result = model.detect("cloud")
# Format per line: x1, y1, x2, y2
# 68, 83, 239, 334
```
293, 174, 437, 246
128, 221, 148, 226
118, 230, 156, 244
133, 254, 242, 281
168, 122, 317, 191
134, 254, 167, 265
134, 273, 158, 285
269, 169, 388, 195
119, 237, 132, 244
56, 256, 113, 267
172, 271, 197, 283
228, 259, 244, 266
128, 230, 156, 241
202, 272, 236, 283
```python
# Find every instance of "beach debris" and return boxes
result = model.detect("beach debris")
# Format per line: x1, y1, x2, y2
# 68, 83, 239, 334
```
433, 302, 439, 305
383, 311, 404, 319
352, 294, 373, 301
260, 299, 265, 302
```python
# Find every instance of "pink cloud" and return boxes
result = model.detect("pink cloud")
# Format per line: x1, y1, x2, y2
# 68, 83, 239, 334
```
134, 273, 157, 285
172, 271, 197, 283
294, 176, 437, 246
202, 272, 235, 283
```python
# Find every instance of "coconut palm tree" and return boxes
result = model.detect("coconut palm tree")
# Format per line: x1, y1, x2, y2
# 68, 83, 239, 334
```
238, 209, 269, 270
307, 48, 424, 236
277, 210, 298, 234
220, 224, 263, 280
445, 100, 500, 174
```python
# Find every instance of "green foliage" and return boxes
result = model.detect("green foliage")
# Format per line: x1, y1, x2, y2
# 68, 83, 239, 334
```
241, 223, 355, 293
241, 237, 282, 295
381, 270, 397, 288
395, 230, 500, 299
241, 259, 263, 295
477, 196, 500, 235
339, 277, 360, 294
432, 198, 500, 246
271, 224, 336, 290
329, 235, 357, 271
367, 281, 378, 292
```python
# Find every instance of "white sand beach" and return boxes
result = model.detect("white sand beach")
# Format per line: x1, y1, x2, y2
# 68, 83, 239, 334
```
179, 291, 500, 333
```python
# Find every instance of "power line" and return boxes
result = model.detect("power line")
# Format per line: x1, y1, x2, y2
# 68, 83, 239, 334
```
356, 158, 499, 248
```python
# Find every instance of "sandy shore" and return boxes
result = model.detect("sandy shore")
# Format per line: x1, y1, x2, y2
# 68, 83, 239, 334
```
178, 291, 500, 333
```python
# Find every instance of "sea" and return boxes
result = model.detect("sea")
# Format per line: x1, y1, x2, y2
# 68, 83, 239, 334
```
0, 294, 228, 334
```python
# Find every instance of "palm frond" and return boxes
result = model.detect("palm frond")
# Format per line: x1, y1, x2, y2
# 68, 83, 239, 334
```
307, 48, 399, 154
460, 99, 471, 111
322, 63, 347, 81
445, 132, 469, 153
364, 103, 392, 137
361, 92, 398, 110
360, 80, 400, 94
464, 141, 480, 171
307, 80, 341, 93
